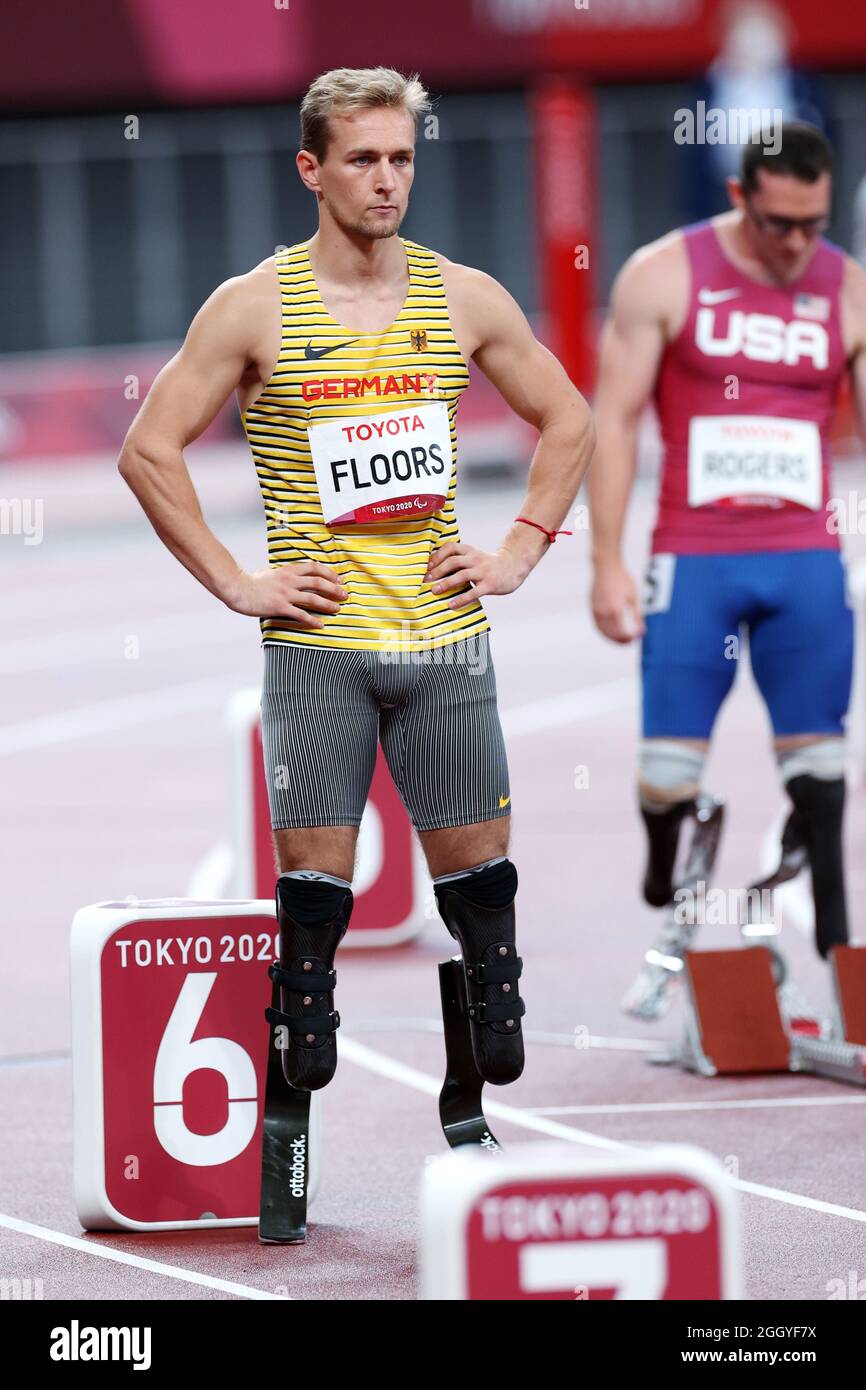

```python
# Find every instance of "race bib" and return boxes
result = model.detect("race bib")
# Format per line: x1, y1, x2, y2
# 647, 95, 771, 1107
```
308, 402, 452, 525
642, 553, 676, 615
687, 416, 822, 511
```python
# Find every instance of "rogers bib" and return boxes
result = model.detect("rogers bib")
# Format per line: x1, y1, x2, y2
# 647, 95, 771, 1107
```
308, 402, 452, 526
687, 415, 822, 511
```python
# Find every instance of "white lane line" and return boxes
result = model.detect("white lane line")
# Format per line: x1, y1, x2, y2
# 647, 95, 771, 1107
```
0, 1050, 69, 1070
0, 674, 240, 757
0, 601, 599, 675
734, 1181, 866, 1223
0, 1025, 664, 1071
346, 1018, 664, 1053
0, 612, 237, 674
339, 1035, 866, 1224
523, 1095, 866, 1116
0, 1213, 288, 1299
341, 1036, 628, 1155
501, 677, 635, 737
526, 1030, 664, 1053
491, 610, 615, 661
0, 671, 633, 761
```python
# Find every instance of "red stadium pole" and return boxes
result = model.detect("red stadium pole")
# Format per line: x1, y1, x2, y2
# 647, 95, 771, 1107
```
532, 80, 596, 395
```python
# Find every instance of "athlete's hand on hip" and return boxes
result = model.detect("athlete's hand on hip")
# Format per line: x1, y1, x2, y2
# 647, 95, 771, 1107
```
591, 561, 645, 643
425, 543, 526, 609
228, 562, 349, 628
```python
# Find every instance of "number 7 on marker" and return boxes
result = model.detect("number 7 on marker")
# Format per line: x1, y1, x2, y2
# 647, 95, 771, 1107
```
520, 1240, 667, 1299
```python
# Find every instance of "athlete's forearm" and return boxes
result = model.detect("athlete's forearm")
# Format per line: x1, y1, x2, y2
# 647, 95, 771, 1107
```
500, 411, 595, 578
588, 418, 640, 568
118, 440, 245, 607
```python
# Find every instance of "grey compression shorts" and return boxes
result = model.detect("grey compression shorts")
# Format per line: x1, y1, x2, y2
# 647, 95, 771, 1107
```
260, 632, 512, 832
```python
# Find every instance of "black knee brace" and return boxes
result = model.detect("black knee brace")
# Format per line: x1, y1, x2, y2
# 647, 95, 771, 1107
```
265, 875, 353, 1091
640, 797, 697, 907
434, 860, 525, 1085
785, 774, 848, 960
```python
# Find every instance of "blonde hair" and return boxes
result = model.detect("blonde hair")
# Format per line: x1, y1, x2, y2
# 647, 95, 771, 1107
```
300, 67, 431, 162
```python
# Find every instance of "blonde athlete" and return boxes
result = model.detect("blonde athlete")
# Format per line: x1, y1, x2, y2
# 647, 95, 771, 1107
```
120, 68, 593, 1095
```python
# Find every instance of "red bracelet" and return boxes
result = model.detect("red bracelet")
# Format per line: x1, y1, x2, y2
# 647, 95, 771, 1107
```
515, 516, 573, 544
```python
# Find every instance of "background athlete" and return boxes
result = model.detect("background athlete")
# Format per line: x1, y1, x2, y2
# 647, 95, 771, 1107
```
589, 123, 866, 1005
118, 67, 594, 1092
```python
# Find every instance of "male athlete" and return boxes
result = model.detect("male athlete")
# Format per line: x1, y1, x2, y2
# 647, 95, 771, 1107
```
589, 124, 866, 1009
119, 68, 593, 1095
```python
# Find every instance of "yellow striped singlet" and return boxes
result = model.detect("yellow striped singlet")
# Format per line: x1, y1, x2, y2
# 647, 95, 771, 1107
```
241, 238, 489, 652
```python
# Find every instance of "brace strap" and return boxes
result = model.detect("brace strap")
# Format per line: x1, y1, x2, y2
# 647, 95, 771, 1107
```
264, 1006, 341, 1036
269, 962, 336, 993
466, 956, 523, 986
468, 998, 527, 1024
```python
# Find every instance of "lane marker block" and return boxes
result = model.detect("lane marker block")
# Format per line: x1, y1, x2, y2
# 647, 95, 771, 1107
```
71, 897, 321, 1231
419, 1141, 741, 1300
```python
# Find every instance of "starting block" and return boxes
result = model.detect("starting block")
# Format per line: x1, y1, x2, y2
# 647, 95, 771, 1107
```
829, 944, 866, 1045
71, 897, 321, 1231
652, 947, 791, 1076
419, 1141, 741, 1299
790, 945, 866, 1087
652, 944, 866, 1086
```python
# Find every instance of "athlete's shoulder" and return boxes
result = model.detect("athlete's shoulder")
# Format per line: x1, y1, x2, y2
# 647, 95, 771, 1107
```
841, 251, 866, 295
427, 250, 516, 309
183, 256, 285, 358
819, 233, 848, 259
840, 254, 866, 351
621, 227, 688, 279
237, 243, 310, 297
185, 268, 263, 339
420, 251, 525, 357
207, 257, 281, 316
807, 234, 850, 293
610, 229, 688, 319
248, 242, 312, 287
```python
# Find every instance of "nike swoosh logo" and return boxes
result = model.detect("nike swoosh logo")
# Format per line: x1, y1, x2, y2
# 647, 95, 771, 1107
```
698, 289, 741, 306
499, 795, 511, 809
304, 338, 360, 360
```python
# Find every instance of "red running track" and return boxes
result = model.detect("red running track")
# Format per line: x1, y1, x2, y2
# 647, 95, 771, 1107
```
2, 448, 866, 1299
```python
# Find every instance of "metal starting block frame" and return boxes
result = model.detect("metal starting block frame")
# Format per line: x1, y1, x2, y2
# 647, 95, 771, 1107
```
789, 946, 866, 1087
622, 795, 726, 1022
652, 944, 866, 1087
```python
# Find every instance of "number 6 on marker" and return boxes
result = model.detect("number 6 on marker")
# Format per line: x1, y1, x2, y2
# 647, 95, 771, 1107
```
153, 973, 258, 1167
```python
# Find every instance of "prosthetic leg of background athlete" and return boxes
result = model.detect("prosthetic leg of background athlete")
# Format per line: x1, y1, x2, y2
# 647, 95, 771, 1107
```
631, 728, 850, 1021
631, 549, 853, 1020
